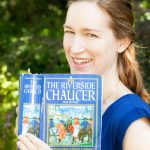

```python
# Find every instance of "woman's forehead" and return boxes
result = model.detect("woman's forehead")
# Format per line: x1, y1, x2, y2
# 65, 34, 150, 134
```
65, 1, 111, 30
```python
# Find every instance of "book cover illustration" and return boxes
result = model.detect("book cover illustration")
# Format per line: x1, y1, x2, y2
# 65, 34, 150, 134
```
18, 74, 43, 137
40, 74, 102, 150
47, 105, 93, 146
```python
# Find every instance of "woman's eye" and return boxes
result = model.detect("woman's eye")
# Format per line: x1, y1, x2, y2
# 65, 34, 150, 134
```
64, 30, 74, 34
87, 33, 98, 38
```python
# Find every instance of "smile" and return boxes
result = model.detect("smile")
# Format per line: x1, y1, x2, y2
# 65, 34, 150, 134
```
72, 57, 92, 64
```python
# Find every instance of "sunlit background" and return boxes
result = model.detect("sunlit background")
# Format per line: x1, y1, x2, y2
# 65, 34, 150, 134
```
0, 0, 149, 149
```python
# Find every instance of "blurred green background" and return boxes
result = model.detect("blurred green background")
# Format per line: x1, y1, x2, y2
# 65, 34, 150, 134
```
0, 0, 149, 149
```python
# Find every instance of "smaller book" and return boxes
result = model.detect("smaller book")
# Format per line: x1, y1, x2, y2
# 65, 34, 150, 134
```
18, 74, 43, 137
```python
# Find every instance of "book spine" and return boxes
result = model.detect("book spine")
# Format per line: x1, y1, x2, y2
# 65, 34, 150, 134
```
18, 74, 43, 137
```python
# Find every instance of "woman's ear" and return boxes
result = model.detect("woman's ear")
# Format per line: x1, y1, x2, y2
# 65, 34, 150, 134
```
117, 38, 131, 53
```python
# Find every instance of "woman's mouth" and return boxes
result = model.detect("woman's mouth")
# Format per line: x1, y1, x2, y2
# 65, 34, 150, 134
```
72, 57, 92, 65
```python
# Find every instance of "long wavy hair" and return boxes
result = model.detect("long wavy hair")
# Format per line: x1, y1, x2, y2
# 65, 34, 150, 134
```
67, 0, 150, 104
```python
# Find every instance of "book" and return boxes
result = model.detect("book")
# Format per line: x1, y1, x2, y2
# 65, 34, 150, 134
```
40, 74, 102, 150
18, 74, 43, 137
19, 73, 102, 150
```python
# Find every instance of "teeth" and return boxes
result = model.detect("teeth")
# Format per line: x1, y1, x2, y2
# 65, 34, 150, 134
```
73, 58, 92, 64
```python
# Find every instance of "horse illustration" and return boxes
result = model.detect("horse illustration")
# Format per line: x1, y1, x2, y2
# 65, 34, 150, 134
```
64, 118, 74, 135
78, 126, 92, 143
27, 123, 40, 137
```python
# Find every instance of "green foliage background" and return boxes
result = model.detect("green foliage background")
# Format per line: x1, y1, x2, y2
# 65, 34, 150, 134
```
0, 0, 149, 149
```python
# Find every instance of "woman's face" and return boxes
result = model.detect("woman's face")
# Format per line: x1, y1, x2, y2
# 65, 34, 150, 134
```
63, 1, 121, 74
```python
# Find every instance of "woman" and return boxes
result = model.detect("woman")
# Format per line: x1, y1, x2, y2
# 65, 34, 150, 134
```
17, 0, 150, 150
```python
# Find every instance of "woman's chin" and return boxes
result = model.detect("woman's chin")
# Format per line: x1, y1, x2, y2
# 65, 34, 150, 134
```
70, 69, 93, 74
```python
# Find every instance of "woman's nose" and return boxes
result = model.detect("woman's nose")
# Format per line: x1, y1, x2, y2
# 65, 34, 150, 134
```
70, 36, 85, 53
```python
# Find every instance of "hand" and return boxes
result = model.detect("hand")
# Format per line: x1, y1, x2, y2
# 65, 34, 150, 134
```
17, 133, 52, 150
14, 106, 19, 136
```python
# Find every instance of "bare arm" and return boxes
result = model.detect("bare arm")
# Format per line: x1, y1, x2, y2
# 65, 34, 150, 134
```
123, 117, 150, 150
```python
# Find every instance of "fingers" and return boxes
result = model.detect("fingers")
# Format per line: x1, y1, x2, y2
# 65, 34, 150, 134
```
18, 135, 37, 150
26, 133, 51, 149
17, 141, 28, 150
17, 133, 52, 150
26, 133, 45, 145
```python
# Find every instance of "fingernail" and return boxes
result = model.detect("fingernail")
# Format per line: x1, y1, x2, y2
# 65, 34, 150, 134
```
25, 133, 29, 137
17, 141, 20, 147
26, 132, 31, 137
18, 135, 22, 140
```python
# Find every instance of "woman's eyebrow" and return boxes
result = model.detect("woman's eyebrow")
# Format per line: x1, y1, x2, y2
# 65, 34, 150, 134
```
63, 24, 72, 29
63, 24, 101, 33
82, 28, 101, 33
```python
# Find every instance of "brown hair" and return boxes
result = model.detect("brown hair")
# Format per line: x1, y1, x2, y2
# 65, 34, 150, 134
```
67, 0, 150, 103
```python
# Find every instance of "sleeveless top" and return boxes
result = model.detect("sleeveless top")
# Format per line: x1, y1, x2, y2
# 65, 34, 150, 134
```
101, 94, 150, 150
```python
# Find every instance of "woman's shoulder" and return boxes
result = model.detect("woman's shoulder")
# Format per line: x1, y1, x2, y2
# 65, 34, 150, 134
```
113, 94, 150, 149
103, 93, 150, 119
103, 93, 150, 129
123, 117, 150, 150
102, 93, 150, 150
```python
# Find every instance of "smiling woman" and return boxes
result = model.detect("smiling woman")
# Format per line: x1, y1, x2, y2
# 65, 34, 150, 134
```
63, 1, 120, 75
17, 0, 150, 150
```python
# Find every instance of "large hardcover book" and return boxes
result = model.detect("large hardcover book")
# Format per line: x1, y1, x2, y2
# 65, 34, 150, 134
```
19, 74, 102, 150
40, 74, 102, 150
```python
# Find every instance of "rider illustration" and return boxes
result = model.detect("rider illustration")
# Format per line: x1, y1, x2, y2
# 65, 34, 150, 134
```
80, 118, 91, 131
72, 117, 80, 142
30, 117, 39, 135
49, 118, 55, 136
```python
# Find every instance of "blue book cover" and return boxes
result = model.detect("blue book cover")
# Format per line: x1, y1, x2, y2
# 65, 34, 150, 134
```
18, 74, 43, 137
40, 74, 102, 150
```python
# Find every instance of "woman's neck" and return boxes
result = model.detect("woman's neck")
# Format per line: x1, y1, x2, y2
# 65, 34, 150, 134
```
102, 60, 132, 112
102, 59, 120, 102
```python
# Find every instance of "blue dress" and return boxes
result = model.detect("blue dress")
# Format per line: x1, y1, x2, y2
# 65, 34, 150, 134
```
102, 94, 150, 150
